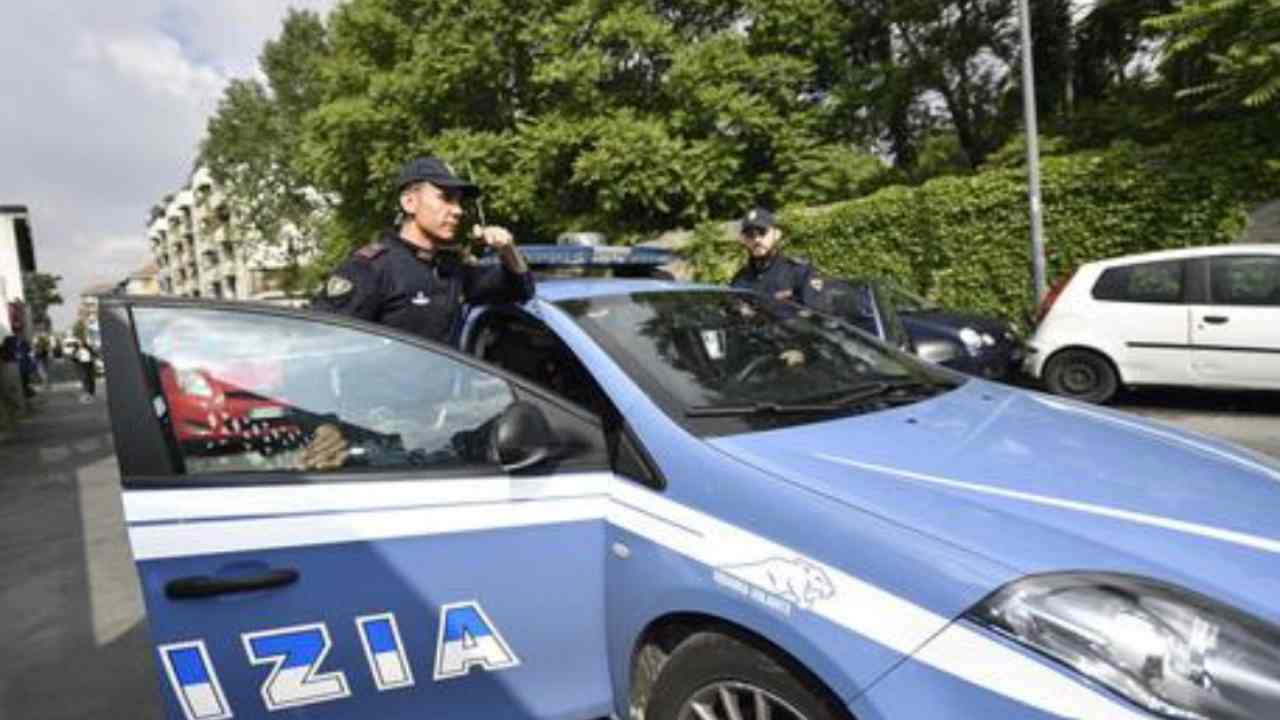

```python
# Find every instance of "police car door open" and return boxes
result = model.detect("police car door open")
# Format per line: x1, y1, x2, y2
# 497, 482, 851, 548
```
99, 297, 613, 719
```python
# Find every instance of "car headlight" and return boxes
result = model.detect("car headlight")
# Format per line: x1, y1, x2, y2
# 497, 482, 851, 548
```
958, 327, 983, 354
967, 573, 1280, 719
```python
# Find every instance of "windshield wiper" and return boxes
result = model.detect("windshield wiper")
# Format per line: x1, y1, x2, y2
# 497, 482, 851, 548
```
685, 401, 852, 418
685, 379, 956, 419
686, 382, 897, 418
798, 379, 953, 407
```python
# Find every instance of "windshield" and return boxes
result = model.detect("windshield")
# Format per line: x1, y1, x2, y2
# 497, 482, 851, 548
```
558, 289, 956, 429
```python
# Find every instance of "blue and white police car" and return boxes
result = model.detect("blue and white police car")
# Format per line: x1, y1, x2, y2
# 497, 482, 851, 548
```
100, 267, 1279, 720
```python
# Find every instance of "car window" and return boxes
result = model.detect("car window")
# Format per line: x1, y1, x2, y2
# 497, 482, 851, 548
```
471, 312, 615, 420
134, 307, 515, 476
1092, 260, 1186, 303
558, 290, 949, 417
1209, 255, 1280, 306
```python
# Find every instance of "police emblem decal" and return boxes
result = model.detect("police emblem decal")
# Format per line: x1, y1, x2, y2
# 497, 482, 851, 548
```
411, 291, 431, 306
326, 276, 354, 298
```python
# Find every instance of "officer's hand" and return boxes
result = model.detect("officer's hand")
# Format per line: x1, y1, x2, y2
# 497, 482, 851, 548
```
298, 423, 349, 471
473, 225, 528, 273
779, 349, 806, 367
472, 225, 514, 251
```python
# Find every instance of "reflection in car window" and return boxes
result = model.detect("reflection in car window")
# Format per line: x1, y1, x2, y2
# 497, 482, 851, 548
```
558, 290, 947, 415
1092, 260, 1185, 303
134, 307, 514, 476
1210, 256, 1280, 306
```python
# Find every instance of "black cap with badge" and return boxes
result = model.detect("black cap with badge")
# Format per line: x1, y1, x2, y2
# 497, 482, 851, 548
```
396, 156, 481, 198
740, 206, 776, 232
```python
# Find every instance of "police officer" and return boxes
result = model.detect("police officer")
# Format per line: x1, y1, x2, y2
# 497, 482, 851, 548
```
730, 207, 822, 305
314, 156, 535, 344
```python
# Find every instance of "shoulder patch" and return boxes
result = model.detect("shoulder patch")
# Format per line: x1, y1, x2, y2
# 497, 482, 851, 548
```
809, 277, 824, 292
326, 275, 354, 298
354, 242, 387, 261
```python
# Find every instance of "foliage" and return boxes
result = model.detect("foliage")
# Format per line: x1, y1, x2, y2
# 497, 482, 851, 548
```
686, 117, 1280, 329
199, 9, 333, 290
295, 0, 892, 263
21, 272, 63, 331
1147, 0, 1280, 109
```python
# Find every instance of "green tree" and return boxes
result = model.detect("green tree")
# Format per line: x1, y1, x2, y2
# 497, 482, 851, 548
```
21, 272, 62, 332
1147, 0, 1280, 109
298, 0, 890, 258
199, 9, 333, 289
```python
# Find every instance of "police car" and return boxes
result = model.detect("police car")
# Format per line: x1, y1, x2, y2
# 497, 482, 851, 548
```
101, 265, 1280, 720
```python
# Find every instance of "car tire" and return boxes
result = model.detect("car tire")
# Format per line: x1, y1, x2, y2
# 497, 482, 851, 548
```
1044, 348, 1118, 404
644, 632, 846, 720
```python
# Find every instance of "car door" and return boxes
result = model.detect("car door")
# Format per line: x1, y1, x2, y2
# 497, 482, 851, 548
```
1189, 253, 1280, 387
1087, 258, 1192, 385
99, 297, 614, 720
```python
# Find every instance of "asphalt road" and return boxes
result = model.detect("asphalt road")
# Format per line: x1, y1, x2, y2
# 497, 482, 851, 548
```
0, 367, 1274, 720
1106, 386, 1279, 459
0, 373, 161, 720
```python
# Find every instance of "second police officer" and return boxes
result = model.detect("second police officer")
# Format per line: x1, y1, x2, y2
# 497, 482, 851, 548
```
315, 156, 535, 344
729, 207, 824, 306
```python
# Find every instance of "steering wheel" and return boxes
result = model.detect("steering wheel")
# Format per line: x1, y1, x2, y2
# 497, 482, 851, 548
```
731, 353, 784, 385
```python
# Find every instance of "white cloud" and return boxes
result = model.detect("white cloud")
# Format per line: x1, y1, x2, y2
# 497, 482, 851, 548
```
0, 1, 339, 331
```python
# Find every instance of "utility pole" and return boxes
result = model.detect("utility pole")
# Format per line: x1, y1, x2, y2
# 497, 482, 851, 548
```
1018, 0, 1048, 302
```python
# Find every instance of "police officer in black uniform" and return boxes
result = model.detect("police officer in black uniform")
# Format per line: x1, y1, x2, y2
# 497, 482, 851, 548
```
314, 156, 534, 344
729, 207, 822, 305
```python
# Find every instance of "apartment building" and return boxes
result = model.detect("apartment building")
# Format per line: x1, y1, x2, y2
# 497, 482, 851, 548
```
0, 205, 37, 337
148, 167, 313, 304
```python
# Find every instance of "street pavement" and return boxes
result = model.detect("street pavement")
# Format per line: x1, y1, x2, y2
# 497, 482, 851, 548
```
0, 366, 161, 720
0, 364, 1274, 720
1113, 387, 1280, 459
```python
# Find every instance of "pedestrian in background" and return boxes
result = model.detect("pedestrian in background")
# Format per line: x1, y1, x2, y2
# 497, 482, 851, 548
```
34, 335, 50, 389
74, 342, 96, 403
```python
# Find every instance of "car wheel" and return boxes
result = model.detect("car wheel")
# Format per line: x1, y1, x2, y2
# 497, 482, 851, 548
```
645, 632, 845, 720
1044, 349, 1118, 404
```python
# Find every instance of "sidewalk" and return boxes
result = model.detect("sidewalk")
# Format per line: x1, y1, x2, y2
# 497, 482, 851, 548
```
0, 381, 161, 719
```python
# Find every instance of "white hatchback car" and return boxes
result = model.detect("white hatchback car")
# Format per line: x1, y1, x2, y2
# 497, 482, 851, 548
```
1025, 244, 1280, 403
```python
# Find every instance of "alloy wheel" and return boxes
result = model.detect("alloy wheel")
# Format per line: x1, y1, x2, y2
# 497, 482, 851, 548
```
677, 681, 811, 720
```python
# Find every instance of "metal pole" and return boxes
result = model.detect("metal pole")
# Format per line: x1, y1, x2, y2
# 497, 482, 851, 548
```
1019, 0, 1048, 302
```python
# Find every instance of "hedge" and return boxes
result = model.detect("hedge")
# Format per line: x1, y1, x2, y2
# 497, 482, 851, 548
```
685, 118, 1280, 330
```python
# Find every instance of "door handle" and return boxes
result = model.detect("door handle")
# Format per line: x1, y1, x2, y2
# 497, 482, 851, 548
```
165, 568, 300, 599
1202, 315, 1230, 325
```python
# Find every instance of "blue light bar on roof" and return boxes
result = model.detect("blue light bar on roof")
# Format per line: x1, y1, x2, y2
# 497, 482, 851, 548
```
478, 244, 678, 267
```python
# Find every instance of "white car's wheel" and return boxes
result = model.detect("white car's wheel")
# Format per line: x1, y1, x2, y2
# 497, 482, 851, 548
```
1044, 348, 1118, 404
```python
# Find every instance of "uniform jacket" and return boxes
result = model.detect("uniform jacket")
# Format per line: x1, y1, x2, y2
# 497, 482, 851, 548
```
730, 254, 822, 306
314, 231, 536, 344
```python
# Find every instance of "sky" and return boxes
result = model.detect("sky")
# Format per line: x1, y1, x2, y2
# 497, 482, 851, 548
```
0, 1, 338, 331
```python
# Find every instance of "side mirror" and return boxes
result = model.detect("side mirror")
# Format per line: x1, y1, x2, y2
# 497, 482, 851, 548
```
491, 402, 558, 472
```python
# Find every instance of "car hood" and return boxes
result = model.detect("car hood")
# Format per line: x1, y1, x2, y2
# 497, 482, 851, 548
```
709, 381, 1280, 622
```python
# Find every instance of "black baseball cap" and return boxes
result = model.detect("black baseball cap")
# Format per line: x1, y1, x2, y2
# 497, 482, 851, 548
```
740, 207, 776, 231
396, 156, 480, 198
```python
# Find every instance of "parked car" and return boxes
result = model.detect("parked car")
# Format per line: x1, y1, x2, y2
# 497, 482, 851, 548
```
1025, 244, 1280, 403
879, 282, 1023, 379
100, 271, 1279, 720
